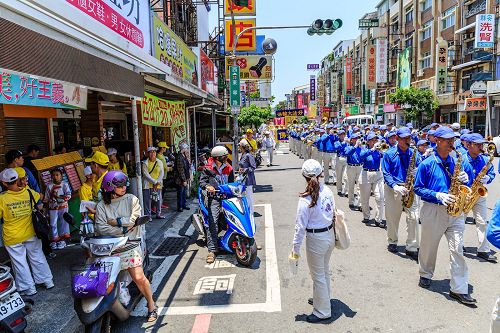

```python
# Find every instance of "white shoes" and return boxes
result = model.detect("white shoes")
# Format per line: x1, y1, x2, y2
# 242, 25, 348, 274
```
50, 242, 58, 250
56, 241, 66, 249
44, 280, 54, 290
19, 287, 37, 296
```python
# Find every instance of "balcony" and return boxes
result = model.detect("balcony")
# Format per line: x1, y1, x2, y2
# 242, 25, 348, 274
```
464, 0, 486, 19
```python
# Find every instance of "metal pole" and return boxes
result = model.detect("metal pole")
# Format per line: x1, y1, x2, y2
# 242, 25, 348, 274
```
193, 107, 198, 166
131, 97, 144, 215
212, 109, 217, 146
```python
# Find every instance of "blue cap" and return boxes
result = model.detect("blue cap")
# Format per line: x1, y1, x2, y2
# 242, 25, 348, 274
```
314, 127, 320, 131
386, 131, 397, 138
319, 128, 326, 133
460, 129, 471, 135
434, 126, 455, 139
380, 125, 387, 130
366, 132, 377, 141
417, 139, 429, 146
468, 133, 487, 144
337, 129, 346, 135
427, 129, 436, 136
430, 123, 438, 128
460, 133, 471, 141
326, 124, 333, 129
406, 123, 413, 129
351, 132, 361, 139
396, 127, 411, 138
353, 126, 360, 131
372, 124, 380, 129
386, 122, 394, 126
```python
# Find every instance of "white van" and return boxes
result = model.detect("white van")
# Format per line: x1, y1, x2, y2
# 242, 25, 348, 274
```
342, 115, 375, 126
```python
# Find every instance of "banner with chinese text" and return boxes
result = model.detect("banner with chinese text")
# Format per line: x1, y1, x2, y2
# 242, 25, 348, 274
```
366, 45, 376, 90
435, 40, 448, 95
344, 57, 353, 93
310, 75, 316, 101
225, 55, 272, 80
475, 14, 495, 48
464, 97, 487, 111
224, 0, 256, 16
224, 19, 257, 52
198, 48, 218, 97
397, 48, 411, 89
376, 39, 388, 83
275, 109, 305, 118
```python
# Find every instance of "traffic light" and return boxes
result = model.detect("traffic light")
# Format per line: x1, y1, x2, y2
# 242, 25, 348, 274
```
231, 0, 249, 6
307, 19, 343, 36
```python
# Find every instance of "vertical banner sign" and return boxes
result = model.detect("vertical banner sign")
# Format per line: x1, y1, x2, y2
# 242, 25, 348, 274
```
224, 19, 257, 52
376, 39, 388, 83
241, 90, 246, 106
475, 14, 495, 48
297, 94, 304, 110
344, 57, 353, 94
230, 66, 241, 107
366, 45, 377, 90
310, 75, 316, 101
331, 72, 339, 102
224, 0, 256, 16
435, 40, 448, 95
397, 48, 411, 89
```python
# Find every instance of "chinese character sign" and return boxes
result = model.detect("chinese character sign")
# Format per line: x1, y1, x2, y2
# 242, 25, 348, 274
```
154, 15, 199, 85
224, 0, 256, 16
310, 75, 316, 102
344, 57, 353, 94
225, 19, 257, 52
464, 97, 487, 111
277, 129, 289, 141
275, 109, 305, 117
366, 45, 377, 90
225, 55, 272, 81
435, 40, 448, 95
475, 14, 495, 48
199, 49, 217, 97
0, 69, 87, 109
376, 39, 388, 83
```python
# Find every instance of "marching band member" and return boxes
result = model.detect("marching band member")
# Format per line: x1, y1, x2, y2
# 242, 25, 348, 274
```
414, 126, 476, 305
311, 128, 321, 162
386, 122, 394, 132
429, 122, 439, 131
465, 133, 497, 262
359, 132, 385, 227
345, 132, 363, 211
300, 126, 308, 159
288, 125, 296, 155
320, 125, 335, 184
386, 131, 397, 147
379, 125, 387, 140
382, 127, 420, 261
416, 139, 432, 161
334, 130, 348, 197
427, 129, 437, 148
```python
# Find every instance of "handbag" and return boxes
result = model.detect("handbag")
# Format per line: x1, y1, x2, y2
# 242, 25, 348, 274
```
72, 263, 110, 298
334, 209, 350, 250
27, 189, 50, 239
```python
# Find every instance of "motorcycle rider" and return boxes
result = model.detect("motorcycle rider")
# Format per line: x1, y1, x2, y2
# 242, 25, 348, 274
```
199, 146, 234, 264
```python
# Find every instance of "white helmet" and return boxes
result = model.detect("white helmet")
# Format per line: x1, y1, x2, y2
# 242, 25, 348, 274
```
239, 139, 250, 148
211, 145, 229, 157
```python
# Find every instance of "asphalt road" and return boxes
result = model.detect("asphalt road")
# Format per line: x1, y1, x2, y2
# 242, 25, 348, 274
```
115, 145, 500, 333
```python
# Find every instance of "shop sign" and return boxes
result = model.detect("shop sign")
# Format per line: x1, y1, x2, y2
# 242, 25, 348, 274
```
225, 55, 272, 80
471, 81, 487, 97
309, 75, 316, 101
0, 69, 87, 109
376, 39, 388, 84
464, 97, 487, 111
460, 114, 467, 126
141, 93, 187, 147
475, 14, 495, 49
435, 40, 448, 95
366, 45, 377, 90
456, 91, 473, 103
224, 0, 256, 16
297, 95, 304, 110
487, 80, 500, 95
224, 19, 257, 52
383, 103, 397, 113
275, 109, 305, 117
259, 81, 272, 99
198, 48, 217, 97
362, 85, 371, 104
359, 18, 379, 29
377, 104, 384, 114
330, 71, 339, 102
307, 64, 320, 70
344, 57, 353, 94
350, 105, 360, 115
154, 15, 199, 85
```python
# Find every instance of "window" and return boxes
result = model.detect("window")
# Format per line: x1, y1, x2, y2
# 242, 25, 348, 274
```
420, 51, 431, 69
421, 0, 432, 11
405, 33, 413, 49
421, 20, 432, 40
405, 7, 413, 23
442, 7, 456, 30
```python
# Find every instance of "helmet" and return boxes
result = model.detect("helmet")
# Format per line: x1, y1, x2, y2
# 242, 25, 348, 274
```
211, 146, 229, 158
239, 139, 250, 148
302, 159, 323, 178
102, 171, 128, 193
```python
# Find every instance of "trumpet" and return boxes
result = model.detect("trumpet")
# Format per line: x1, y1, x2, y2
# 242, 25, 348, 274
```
378, 142, 390, 152
483, 142, 497, 155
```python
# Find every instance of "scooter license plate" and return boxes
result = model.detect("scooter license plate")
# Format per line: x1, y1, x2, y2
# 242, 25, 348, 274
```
0, 292, 25, 320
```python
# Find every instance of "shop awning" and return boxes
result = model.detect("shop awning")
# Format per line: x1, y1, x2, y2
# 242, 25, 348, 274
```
451, 60, 482, 71
454, 22, 476, 34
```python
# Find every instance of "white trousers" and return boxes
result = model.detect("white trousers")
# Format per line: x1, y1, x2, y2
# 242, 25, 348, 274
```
246, 185, 254, 216
6, 236, 53, 292
290, 138, 295, 153
335, 156, 347, 194
419, 202, 468, 294
491, 296, 500, 333
322, 153, 336, 183
300, 142, 306, 158
49, 208, 70, 241
360, 170, 385, 222
306, 229, 335, 319
311, 146, 318, 161
469, 197, 491, 253
266, 147, 274, 165
346, 165, 362, 205
385, 185, 419, 252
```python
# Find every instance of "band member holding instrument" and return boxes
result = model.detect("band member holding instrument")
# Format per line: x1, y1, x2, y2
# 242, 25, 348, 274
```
334, 130, 348, 197
386, 131, 398, 147
359, 132, 385, 228
416, 139, 432, 161
345, 133, 363, 211
414, 126, 476, 305
321, 124, 337, 185
382, 127, 420, 261
464, 133, 497, 263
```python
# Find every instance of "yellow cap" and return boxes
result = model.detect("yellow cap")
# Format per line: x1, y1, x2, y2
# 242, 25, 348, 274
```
14, 167, 26, 178
84, 151, 109, 166
246, 129, 253, 134
158, 142, 169, 148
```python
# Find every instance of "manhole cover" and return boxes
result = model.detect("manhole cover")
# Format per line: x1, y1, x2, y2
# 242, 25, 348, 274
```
153, 237, 188, 256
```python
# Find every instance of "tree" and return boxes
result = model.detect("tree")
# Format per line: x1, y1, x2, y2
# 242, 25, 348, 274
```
389, 87, 439, 123
237, 104, 272, 129
275, 101, 286, 110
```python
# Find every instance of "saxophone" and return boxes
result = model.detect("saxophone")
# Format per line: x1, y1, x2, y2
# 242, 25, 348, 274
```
462, 146, 495, 213
402, 146, 417, 208
447, 149, 472, 217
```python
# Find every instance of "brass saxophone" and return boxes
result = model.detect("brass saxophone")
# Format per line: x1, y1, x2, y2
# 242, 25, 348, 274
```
402, 146, 417, 208
447, 149, 472, 217
462, 145, 495, 213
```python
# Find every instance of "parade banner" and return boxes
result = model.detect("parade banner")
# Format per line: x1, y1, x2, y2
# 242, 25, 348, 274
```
225, 55, 272, 80
376, 39, 388, 83
435, 40, 448, 95
275, 109, 305, 117
397, 48, 411, 89
0, 69, 87, 109
225, 19, 257, 52
224, 0, 256, 16
153, 15, 199, 85
198, 48, 217, 97
141, 93, 187, 147
277, 129, 289, 141
475, 14, 495, 49
366, 45, 377, 90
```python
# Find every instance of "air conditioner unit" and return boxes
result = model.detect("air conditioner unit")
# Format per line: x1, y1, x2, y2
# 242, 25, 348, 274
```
417, 69, 424, 77
462, 34, 468, 41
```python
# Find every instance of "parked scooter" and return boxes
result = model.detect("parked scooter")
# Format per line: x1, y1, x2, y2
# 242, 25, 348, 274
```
192, 172, 257, 266
0, 265, 33, 333
64, 214, 150, 333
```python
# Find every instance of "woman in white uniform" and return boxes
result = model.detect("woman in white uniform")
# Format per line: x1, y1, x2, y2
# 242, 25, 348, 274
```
291, 159, 336, 323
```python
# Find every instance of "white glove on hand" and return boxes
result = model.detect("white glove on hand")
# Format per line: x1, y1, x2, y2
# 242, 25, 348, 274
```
393, 185, 409, 196
355, 140, 362, 148
458, 171, 469, 184
480, 175, 490, 184
436, 192, 456, 207
372, 142, 381, 151
423, 148, 433, 157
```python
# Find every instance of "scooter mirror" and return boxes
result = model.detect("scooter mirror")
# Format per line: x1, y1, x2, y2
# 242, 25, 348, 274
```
135, 216, 150, 226
63, 212, 76, 227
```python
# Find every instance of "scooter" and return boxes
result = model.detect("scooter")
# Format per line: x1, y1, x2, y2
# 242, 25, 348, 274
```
0, 265, 33, 333
64, 214, 150, 333
192, 172, 258, 266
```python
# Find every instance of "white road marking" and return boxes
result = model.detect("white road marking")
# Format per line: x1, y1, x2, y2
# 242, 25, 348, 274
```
204, 255, 237, 269
193, 275, 236, 295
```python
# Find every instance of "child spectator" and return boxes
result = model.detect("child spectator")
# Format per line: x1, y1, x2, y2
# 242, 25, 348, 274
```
44, 168, 71, 249
79, 166, 95, 235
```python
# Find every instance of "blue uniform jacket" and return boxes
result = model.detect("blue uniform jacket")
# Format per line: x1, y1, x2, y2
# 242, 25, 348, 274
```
360, 148, 382, 170
382, 146, 420, 189
344, 145, 362, 165
324, 134, 337, 153
466, 153, 495, 184
334, 141, 347, 157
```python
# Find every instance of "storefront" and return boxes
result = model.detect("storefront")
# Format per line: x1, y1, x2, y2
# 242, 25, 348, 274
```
486, 80, 500, 136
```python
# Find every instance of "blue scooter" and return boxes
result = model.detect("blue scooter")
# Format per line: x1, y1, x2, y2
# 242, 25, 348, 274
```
192, 173, 257, 266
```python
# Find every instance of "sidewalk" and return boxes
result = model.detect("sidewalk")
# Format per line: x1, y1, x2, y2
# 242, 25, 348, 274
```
23, 188, 196, 333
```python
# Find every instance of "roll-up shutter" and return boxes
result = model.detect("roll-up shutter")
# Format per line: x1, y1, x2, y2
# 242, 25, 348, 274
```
5, 118, 49, 157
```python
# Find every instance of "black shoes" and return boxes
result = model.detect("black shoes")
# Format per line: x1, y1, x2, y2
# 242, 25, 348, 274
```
362, 218, 370, 224
375, 220, 386, 228
449, 291, 477, 305
477, 252, 498, 263
419, 277, 432, 289
177, 208, 183, 212
387, 244, 398, 253
405, 250, 419, 262
306, 314, 331, 323
349, 204, 361, 211
308, 298, 313, 305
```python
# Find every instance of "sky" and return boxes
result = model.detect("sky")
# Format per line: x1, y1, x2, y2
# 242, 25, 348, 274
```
209, 0, 380, 106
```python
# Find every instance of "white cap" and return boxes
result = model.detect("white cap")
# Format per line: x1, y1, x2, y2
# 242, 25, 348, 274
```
0, 168, 18, 183
83, 166, 92, 176
301, 159, 323, 178
147, 146, 157, 152
106, 148, 118, 156
451, 123, 461, 130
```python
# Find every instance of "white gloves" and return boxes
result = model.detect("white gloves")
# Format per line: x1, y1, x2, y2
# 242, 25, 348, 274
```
458, 171, 469, 184
355, 140, 361, 148
423, 148, 433, 157
372, 142, 381, 151
393, 185, 408, 196
480, 175, 490, 184
436, 192, 456, 207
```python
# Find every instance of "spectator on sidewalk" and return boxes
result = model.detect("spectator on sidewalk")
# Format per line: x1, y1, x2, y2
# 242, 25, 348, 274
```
85, 151, 109, 203
23, 144, 40, 178
0, 168, 54, 296
53, 144, 67, 155
245, 129, 258, 154
142, 147, 164, 220
107, 148, 127, 175
79, 166, 95, 235
5, 149, 41, 196
174, 143, 191, 212
238, 139, 256, 216
156, 142, 172, 205
263, 131, 275, 166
